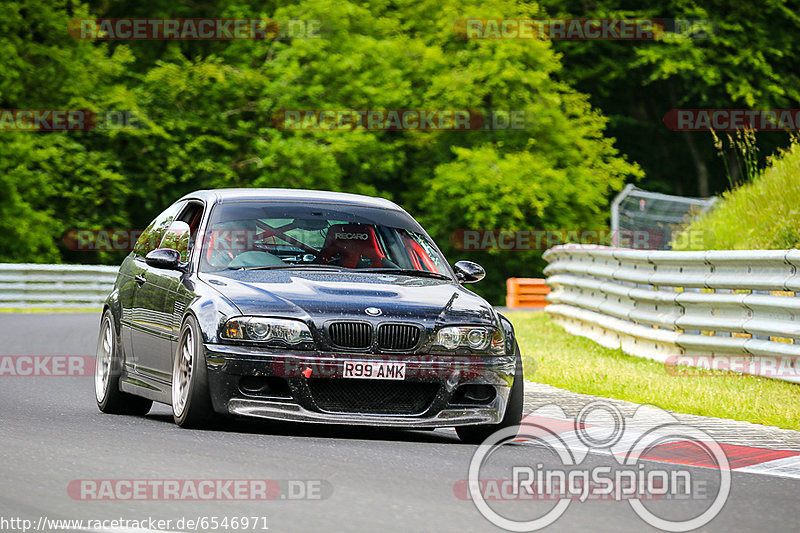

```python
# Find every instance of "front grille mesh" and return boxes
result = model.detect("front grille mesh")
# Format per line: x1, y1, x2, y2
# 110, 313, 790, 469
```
308, 379, 439, 414
328, 322, 372, 349
377, 324, 421, 350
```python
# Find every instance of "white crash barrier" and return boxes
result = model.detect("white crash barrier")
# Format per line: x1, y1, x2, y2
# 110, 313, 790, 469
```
0, 263, 118, 309
543, 246, 800, 383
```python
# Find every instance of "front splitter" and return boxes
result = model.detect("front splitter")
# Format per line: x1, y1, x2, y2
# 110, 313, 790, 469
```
227, 397, 503, 427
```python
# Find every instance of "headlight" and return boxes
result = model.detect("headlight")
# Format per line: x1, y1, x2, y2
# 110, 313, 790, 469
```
222, 317, 313, 346
437, 327, 462, 350
434, 326, 505, 355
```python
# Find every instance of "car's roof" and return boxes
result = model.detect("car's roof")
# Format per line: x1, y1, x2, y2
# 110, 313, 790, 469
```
180, 188, 403, 210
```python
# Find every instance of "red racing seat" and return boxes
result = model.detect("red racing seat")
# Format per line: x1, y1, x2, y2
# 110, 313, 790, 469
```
319, 224, 386, 268
402, 233, 440, 272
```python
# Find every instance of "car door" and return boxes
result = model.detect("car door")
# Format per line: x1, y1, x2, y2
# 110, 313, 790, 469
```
117, 253, 142, 376
127, 201, 185, 381
135, 201, 204, 379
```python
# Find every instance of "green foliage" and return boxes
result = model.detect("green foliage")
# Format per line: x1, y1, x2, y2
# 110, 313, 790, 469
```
538, 0, 800, 196
711, 128, 760, 189
0, 1, 133, 263
0, 0, 641, 303
673, 138, 800, 250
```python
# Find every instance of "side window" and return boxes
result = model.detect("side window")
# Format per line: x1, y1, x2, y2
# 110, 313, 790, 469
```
133, 201, 186, 257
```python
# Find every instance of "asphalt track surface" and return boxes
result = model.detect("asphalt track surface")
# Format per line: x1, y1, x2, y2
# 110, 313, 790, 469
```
1, 313, 798, 532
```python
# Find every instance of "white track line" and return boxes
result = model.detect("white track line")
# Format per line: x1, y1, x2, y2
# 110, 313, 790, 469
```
735, 455, 800, 480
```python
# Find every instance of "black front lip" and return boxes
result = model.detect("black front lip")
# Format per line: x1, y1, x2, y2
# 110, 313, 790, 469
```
204, 344, 515, 427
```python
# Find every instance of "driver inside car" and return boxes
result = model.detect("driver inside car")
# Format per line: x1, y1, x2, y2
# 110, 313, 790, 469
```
204, 223, 284, 269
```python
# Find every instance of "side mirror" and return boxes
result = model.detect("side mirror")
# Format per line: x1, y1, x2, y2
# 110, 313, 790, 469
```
145, 248, 186, 271
453, 260, 485, 284
160, 220, 191, 261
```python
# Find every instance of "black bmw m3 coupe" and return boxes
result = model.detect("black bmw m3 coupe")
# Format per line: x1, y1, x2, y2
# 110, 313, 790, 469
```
95, 189, 523, 443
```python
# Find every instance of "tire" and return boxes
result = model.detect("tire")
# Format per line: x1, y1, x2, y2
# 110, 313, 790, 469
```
172, 315, 214, 428
456, 344, 524, 444
95, 310, 153, 416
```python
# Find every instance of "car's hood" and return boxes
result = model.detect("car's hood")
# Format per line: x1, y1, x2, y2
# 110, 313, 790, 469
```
197, 270, 496, 326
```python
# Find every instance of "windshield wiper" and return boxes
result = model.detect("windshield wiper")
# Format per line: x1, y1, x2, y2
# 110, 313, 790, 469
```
229, 265, 451, 279
354, 268, 451, 280
230, 264, 346, 272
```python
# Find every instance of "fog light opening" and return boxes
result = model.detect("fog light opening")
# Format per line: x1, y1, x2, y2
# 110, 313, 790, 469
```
239, 376, 292, 399
451, 384, 496, 405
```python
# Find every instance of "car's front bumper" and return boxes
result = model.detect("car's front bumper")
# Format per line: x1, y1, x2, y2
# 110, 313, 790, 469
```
204, 344, 516, 427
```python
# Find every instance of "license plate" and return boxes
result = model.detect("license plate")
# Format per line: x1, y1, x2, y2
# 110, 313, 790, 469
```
342, 361, 406, 380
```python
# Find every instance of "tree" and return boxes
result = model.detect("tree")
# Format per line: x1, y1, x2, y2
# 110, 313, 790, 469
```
1, 0, 641, 303
538, 0, 800, 196
0, 0, 133, 264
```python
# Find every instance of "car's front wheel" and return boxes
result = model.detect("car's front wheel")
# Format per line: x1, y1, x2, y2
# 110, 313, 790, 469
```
172, 315, 214, 428
456, 345, 524, 444
95, 310, 153, 415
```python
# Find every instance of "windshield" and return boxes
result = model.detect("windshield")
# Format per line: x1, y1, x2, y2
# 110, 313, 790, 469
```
199, 201, 448, 275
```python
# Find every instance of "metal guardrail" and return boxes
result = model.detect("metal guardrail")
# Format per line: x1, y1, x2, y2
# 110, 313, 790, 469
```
0, 263, 118, 309
543, 246, 800, 383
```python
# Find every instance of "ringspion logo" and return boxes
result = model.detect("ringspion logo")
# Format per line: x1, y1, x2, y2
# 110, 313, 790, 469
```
462, 401, 730, 531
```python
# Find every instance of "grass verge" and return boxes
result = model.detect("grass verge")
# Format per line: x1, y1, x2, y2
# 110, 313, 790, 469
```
511, 311, 800, 431
672, 138, 800, 250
